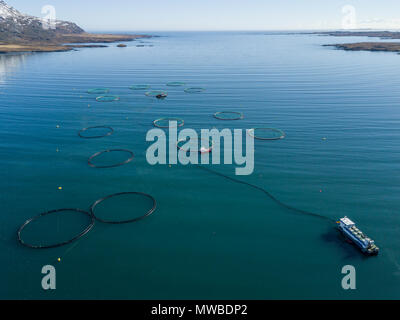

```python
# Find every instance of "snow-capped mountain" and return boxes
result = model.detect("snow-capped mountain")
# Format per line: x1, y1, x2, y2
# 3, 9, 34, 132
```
0, 0, 84, 42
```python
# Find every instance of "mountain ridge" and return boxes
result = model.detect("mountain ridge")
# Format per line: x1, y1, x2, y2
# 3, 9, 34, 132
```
0, 0, 84, 43
0, 1, 149, 53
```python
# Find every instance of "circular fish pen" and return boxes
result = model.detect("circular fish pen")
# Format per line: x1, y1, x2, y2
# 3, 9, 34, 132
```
130, 85, 151, 90
166, 82, 186, 87
248, 128, 286, 140
78, 126, 114, 139
90, 192, 157, 224
17, 209, 95, 249
87, 88, 109, 94
177, 137, 213, 154
184, 87, 206, 94
153, 118, 184, 128
88, 149, 134, 168
145, 90, 168, 98
96, 95, 120, 102
214, 111, 244, 121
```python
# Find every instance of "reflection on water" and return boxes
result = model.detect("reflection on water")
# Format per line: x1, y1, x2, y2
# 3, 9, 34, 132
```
0, 53, 29, 86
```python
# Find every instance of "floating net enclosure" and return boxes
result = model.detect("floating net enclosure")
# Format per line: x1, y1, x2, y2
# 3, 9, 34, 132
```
214, 111, 244, 120
248, 128, 286, 140
78, 126, 114, 139
17, 209, 95, 249
96, 95, 120, 102
90, 192, 157, 224
145, 90, 168, 98
153, 118, 184, 128
87, 88, 109, 94
88, 149, 134, 168
177, 137, 213, 153
130, 84, 151, 90
166, 81, 186, 87
184, 87, 206, 93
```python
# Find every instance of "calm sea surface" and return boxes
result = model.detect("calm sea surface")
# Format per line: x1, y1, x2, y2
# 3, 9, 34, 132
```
1, 32, 400, 299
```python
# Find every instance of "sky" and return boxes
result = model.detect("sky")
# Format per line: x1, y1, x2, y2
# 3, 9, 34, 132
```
6, 0, 400, 31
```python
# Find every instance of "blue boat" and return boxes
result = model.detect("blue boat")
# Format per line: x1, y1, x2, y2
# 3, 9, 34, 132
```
337, 217, 379, 255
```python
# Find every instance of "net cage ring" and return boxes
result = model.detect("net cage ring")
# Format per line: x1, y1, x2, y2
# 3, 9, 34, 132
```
87, 88, 109, 94
130, 85, 151, 90
78, 126, 114, 139
17, 208, 95, 249
90, 192, 157, 224
248, 128, 286, 140
166, 82, 186, 87
88, 149, 134, 168
177, 137, 213, 154
153, 118, 185, 128
214, 111, 244, 120
96, 95, 120, 102
145, 91, 168, 98
184, 87, 206, 93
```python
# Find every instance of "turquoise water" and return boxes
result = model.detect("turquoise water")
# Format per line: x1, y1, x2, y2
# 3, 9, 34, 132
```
1, 32, 400, 299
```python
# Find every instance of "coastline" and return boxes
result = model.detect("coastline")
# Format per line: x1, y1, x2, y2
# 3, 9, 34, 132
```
318, 31, 400, 54
325, 42, 400, 54
0, 33, 151, 54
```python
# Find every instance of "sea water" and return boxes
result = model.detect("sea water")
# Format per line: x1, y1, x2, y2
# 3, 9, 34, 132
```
1, 31, 400, 299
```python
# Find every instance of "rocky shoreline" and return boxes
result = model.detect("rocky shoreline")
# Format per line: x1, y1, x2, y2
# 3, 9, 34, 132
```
325, 42, 400, 54
0, 33, 151, 53
319, 31, 400, 54
0, 1, 151, 54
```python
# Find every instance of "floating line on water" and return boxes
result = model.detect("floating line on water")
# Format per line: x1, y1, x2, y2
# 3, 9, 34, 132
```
88, 149, 134, 169
90, 192, 157, 224
130, 84, 151, 90
78, 126, 114, 139
17, 208, 95, 249
184, 87, 206, 93
248, 128, 286, 140
96, 95, 120, 102
153, 118, 184, 128
214, 111, 244, 121
166, 81, 186, 87
87, 88, 109, 94
196, 165, 335, 223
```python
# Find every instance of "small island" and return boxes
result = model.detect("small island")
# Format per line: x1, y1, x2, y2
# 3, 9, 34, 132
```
325, 42, 400, 53
0, 1, 150, 53
318, 31, 400, 54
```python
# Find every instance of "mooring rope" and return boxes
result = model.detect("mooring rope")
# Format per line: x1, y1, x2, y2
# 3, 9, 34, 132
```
196, 165, 335, 223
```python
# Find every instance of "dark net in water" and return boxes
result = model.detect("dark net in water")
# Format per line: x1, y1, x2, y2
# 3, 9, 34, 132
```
88, 149, 134, 168
184, 87, 206, 93
248, 128, 286, 140
87, 88, 109, 94
78, 126, 114, 139
153, 118, 184, 128
214, 111, 244, 120
166, 81, 186, 87
96, 95, 120, 102
130, 84, 151, 90
17, 209, 95, 249
90, 192, 157, 224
